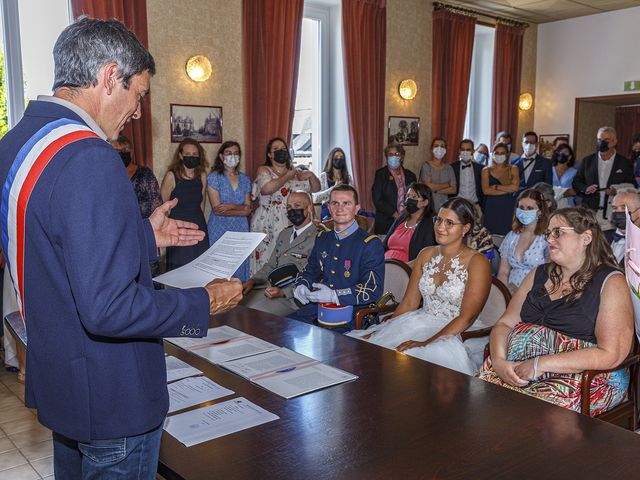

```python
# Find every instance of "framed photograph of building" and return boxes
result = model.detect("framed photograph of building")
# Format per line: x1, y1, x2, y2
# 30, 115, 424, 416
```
388, 116, 420, 146
539, 134, 570, 158
170, 104, 222, 143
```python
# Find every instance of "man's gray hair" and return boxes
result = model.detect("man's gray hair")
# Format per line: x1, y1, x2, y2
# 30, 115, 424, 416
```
597, 126, 617, 139
53, 16, 155, 91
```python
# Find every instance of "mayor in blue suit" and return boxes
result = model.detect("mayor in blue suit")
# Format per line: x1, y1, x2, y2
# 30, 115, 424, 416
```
512, 131, 552, 192
0, 18, 242, 479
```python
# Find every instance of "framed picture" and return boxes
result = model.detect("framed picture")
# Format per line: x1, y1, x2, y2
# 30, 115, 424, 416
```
539, 134, 570, 159
388, 116, 420, 146
170, 103, 222, 143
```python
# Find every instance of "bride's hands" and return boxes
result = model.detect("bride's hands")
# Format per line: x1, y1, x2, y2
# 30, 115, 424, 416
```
396, 339, 428, 352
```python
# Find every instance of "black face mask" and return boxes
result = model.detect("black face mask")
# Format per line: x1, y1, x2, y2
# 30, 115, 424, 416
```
332, 156, 345, 169
597, 139, 610, 153
405, 198, 420, 214
610, 211, 626, 230
119, 151, 132, 167
287, 208, 306, 227
273, 149, 289, 165
553, 151, 569, 164
182, 155, 200, 169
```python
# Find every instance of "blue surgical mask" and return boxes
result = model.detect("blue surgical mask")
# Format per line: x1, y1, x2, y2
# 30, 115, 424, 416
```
387, 155, 401, 169
516, 208, 538, 225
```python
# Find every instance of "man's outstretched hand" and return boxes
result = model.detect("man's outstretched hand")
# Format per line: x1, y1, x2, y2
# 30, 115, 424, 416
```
149, 198, 205, 248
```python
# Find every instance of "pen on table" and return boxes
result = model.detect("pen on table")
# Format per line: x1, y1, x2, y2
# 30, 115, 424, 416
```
276, 367, 296, 373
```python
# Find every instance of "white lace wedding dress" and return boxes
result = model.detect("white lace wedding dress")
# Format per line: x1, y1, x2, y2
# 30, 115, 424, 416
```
348, 252, 483, 375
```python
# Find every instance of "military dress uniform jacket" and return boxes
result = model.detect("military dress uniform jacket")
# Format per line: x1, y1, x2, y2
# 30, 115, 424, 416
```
0, 99, 210, 442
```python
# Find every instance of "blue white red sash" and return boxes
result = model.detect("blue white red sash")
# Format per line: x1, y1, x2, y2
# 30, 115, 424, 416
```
1, 119, 99, 317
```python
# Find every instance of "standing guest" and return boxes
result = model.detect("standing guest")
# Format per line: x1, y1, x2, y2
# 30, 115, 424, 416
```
251, 137, 320, 274
551, 144, 578, 208
482, 143, 520, 235
553, 136, 569, 150
112, 135, 162, 279
292, 185, 384, 332
497, 189, 549, 292
609, 189, 640, 266
451, 138, 484, 218
207, 141, 252, 281
0, 17, 243, 478
419, 137, 456, 211
161, 138, 209, 270
383, 183, 436, 263
513, 131, 552, 192
372, 144, 417, 235
474, 143, 490, 166
242, 191, 316, 316
573, 126, 634, 237
495, 130, 519, 164
314, 147, 351, 220
630, 135, 640, 185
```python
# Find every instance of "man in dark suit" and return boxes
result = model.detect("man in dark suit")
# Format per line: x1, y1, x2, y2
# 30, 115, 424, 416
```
573, 126, 635, 234
372, 144, 417, 234
0, 18, 242, 477
451, 138, 484, 217
513, 131, 552, 191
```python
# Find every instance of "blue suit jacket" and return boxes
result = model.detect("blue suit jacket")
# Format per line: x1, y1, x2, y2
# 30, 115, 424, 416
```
513, 154, 552, 191
0, 100, 210, 441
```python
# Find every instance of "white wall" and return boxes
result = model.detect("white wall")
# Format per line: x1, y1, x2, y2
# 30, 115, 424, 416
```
534, 6, 640, 137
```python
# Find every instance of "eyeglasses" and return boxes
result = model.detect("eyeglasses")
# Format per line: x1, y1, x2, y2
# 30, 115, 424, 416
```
543, 227, 575, 240
433, 216, 463, 228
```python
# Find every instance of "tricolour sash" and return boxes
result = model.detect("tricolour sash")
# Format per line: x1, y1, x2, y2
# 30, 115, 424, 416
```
1, 118, 100, 318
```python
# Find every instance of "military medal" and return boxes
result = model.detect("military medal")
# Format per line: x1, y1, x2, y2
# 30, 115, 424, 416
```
344, 259, 352, 278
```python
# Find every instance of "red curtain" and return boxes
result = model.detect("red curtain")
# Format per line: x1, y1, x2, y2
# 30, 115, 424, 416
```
70, 0, 153, 168
615, 106, 640, 158
491, 23, 525, 145
431, 8, 476, 163
242, 0, 304, 177
342, 0, 386, 211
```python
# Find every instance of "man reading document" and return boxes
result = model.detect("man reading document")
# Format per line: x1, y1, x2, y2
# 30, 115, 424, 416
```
0, 17, 242, 478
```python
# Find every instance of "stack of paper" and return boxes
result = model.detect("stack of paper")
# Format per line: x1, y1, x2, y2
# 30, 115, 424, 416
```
221, 348, 358, 399
167, 376, 234, 413
165, 356, 203, 383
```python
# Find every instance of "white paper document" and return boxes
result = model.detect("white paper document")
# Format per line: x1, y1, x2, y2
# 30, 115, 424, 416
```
166, 326, 246, 350
165, 356, 203, 383
153, 231, 266, 288
193, 336, 279, 365
221, 348, 358, 399
167, 376, 234, 414
164, 397, 279, 447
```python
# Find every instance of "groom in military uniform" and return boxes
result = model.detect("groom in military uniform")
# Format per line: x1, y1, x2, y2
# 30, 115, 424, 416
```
291, 185, 384, 332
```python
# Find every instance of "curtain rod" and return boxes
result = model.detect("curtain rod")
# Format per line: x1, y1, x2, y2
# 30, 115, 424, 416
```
432, 1, 529, 29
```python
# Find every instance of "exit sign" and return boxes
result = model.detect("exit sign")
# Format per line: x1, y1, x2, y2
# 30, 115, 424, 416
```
624, 80, 640, 91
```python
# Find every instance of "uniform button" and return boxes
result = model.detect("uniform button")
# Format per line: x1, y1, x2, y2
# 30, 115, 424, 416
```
329, 284, 334, 288
284, 253, 288, 256
331, 270, 336, 274
333, 256, 338, 260
336, 243, 341, 247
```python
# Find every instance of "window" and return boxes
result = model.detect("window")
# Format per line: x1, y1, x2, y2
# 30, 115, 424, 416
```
463, 24, 495, 149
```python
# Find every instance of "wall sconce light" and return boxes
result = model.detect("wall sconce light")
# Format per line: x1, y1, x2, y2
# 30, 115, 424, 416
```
519, 92, 533, 111
185, 55, 212, 82
398, 79, 417, 100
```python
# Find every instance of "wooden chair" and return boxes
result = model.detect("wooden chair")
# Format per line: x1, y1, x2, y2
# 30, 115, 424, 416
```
319, 215, 370, 232
354, 259, 412, 329
491, 234, 505, 249
4, 311, 26, 383
460, 277, 511, 342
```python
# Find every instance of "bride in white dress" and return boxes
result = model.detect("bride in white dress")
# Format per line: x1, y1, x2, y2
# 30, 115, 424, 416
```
348, 198, 492, 375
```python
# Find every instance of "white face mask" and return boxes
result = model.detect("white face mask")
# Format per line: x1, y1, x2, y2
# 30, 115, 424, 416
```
493, 154, 507, 165
459, 151, 473, 162
523, 142, 536, 156
223, 154, 240, 169
432, 146, 447, 160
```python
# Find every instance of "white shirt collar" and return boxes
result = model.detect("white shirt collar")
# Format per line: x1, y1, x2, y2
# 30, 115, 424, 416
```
37, 95, 108, 140
294, 221, 313, 236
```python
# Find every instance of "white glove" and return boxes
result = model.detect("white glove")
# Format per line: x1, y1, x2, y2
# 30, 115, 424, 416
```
293, 284, 312, 305
307, 283, 339, 304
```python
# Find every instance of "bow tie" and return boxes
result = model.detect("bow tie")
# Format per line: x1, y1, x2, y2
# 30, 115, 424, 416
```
461, 164, 472, 169
613, 232, 625, 242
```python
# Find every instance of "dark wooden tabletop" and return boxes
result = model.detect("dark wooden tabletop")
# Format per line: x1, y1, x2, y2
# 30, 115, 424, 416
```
159, 306, 640, 480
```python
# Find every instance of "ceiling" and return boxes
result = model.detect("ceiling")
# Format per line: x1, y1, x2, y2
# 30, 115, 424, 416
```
448, 0, 640, 24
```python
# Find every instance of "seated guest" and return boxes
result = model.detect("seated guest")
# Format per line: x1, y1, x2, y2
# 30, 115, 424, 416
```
451, 138, 484, 218
383, 183, 436, 263
513, 131, 552, 191
474, 143, 490, 166
610, 189, 640, 266
372, 144, 417, 234
498, 189, 549, 292
242, 192, 316, 316
348, 198, 492, 375
551, 144, 577, 208
420, 137, 456, 211
533, 182, 557, 213
478, 207, 634, 416
495, 130, 519, 164
313, 147, 352, 220
291, 185, 384, 332
482, 143, 520, 235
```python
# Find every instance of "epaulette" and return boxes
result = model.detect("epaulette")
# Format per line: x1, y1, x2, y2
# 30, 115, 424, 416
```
317, 229, 328, 238
364, 234, 378, 244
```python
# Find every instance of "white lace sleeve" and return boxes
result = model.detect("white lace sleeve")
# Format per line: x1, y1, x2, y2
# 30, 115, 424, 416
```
252, 171, 272, 200
312, 172, 333, 204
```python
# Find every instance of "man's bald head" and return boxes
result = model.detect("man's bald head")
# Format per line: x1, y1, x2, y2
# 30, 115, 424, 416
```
611, 191, 640, 230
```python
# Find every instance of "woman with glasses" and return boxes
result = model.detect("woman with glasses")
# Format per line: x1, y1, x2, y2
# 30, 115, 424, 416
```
479, 207, 634, 416
348, 198, 492, 374
481, 142, 520, 235
383, 183, 436, 263
498, 188, 549, 293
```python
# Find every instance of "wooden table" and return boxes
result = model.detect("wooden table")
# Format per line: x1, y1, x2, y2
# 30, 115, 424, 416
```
159, 306, 640, 479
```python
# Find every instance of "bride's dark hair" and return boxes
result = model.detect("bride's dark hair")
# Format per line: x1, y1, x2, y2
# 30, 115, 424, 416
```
440, 197, 475, 238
